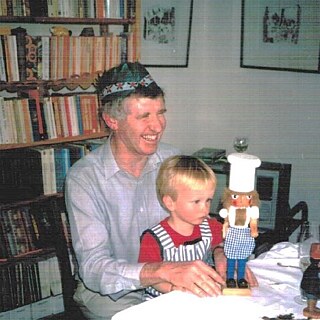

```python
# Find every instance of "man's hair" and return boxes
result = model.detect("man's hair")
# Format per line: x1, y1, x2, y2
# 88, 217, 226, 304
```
95, 62, 164, 121
156, 155, 216, 209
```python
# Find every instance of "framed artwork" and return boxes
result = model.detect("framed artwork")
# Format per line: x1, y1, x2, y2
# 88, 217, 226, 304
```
240, 0, 320, 73
140, 0, 193, 67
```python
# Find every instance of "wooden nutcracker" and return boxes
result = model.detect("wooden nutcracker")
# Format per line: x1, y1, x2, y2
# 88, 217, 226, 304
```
219, 153, 261, 295
300, 242, 320, 319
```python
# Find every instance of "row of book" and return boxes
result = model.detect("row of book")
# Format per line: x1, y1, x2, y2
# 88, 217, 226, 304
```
0, 92, 103, 145
0, 254, 63, 314
0, 30, 137, 83
0, 0, 136, 19
0, 138, 105, 203
0, 197, 74, 258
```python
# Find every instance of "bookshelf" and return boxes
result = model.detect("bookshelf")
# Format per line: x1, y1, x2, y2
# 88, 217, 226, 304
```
0, 1, 139, 319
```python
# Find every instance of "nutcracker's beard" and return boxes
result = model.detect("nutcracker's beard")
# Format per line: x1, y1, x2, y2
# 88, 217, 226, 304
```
235, 208, 246, 226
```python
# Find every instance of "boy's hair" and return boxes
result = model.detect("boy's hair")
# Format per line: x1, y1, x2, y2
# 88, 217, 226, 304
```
156, 155, 216, 209
95, 62, 164, 121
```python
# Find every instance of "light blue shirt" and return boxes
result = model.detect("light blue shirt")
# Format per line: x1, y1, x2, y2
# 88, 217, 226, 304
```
65, 137, 179, 299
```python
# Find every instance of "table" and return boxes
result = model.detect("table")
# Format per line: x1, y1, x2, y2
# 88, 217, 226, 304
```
112, 242, 318, 320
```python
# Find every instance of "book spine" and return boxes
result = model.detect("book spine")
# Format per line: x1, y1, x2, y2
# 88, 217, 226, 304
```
11, 27, 27, 81
25, 35, 39, 81
27, 89, 48, 140
29, 0, 48, 17
40, 36, 50, 80
1, 209, 18, 256
20, 206, 38, 253
0, 35, 8, 81
21, 98, 33, 143
27, 98, 42, 142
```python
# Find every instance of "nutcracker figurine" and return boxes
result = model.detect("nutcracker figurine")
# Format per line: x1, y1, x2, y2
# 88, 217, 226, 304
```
219, 153, 261, 291
300, 242, 320, 319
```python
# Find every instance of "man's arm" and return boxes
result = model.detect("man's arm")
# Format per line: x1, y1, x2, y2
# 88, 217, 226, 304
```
140, 260, 225, 297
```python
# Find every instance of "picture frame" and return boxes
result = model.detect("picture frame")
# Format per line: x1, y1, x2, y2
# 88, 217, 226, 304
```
240, 0, 320, 73
139, 0, 193, 67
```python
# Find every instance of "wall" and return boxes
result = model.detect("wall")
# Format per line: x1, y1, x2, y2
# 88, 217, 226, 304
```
147, 0, 320, 226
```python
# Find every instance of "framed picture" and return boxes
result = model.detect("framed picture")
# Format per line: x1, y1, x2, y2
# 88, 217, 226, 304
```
240, 0, 320, 73
140, 0, 193, 67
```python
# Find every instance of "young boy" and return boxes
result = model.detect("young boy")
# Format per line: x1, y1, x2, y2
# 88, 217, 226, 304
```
138, 155, 225, 299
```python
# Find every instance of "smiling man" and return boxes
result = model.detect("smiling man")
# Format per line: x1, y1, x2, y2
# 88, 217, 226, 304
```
65, 62, 258, 320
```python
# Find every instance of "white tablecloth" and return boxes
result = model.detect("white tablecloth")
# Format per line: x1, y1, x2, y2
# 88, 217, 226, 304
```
113, 242, 318, 320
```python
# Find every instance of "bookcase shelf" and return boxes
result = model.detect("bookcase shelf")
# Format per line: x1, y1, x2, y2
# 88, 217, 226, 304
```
0, 75, 100, 92
0, 15, 135, 25
0, 131, 109, 151
0, 1, 140, 318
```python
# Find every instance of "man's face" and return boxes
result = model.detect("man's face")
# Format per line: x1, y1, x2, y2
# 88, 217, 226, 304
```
115, 96, 167, 157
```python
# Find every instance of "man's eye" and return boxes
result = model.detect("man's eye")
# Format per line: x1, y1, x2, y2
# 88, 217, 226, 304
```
246, 195, 252, 200
159, 109, 167, 115
231, 194, 238, 199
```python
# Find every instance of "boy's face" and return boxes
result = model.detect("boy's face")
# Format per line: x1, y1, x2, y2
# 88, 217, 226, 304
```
163, 182, 215, 232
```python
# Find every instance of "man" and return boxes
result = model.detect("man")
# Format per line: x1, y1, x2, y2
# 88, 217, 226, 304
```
65, 62, 258, 319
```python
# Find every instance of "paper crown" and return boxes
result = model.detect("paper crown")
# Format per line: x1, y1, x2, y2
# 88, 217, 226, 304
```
228, 153, 261, 192
95, 62, 160, 102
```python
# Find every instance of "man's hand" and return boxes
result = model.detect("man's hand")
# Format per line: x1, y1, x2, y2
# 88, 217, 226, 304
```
140, 260, 225, 298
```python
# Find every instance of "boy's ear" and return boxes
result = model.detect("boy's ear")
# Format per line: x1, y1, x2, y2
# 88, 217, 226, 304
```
102, 113, 118, 130
162, 195, 175, 211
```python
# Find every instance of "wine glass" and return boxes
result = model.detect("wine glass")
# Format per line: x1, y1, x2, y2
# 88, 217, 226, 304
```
233, 137, 249, 153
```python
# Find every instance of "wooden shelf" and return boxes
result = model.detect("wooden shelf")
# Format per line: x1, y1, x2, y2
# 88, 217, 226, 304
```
0, 16, 135, 25
0, 247, 56, 265
0, 131, 109, 151
0, 73, 98, 92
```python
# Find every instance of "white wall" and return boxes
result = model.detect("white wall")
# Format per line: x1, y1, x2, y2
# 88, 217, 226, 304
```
147, 0, 320, 225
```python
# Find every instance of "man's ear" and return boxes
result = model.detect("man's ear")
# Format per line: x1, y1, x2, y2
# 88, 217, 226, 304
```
102, 113, 118, 130
162, 195, 175, 212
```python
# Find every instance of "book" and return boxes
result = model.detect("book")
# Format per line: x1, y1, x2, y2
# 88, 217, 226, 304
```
0, 148, 48, 201
29, 0, 48, 17
64, 95, 80, 137
28, 97, 42, 142
8, 208, 29, 255
37, 259, 51, 299
13, 98, 27, 143
20, 206, 38, 253
0, 36, 7, 81
54, 146, 71, 193
51, 95, 63, 138
0, 213, 10, 259
26, 89, 48, 140
1, 209, 17, 256
43, 96, 57, 139
49, 256, 63, 295
3, 35, 19, 82
20, 97, 34, 143
66, 143, 86, 166
31, 146, 56, 195
39, 35, 50, 80
30, 203, 55, 248
11, 26, 27, 81
25, 34, 40, 80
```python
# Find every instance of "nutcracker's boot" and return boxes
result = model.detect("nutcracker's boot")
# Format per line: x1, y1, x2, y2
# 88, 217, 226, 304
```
303, 299, 320, 319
